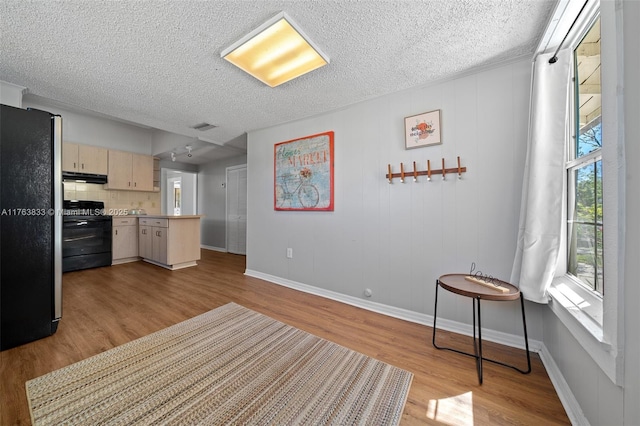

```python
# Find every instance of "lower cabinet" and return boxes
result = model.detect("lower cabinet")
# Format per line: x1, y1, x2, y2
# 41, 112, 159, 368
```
138, 217, 200, 270
112, 217, 139, 264
138, 224, 153, 260
139, 219, 167, 265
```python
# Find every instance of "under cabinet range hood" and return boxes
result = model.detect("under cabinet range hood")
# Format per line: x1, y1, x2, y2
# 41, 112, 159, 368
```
62, 171, 107, 184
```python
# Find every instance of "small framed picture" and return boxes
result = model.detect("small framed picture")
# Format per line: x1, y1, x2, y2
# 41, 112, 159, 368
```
404, 109, 442, 149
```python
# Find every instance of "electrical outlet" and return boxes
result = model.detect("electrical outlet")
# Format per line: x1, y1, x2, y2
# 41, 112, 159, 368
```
286, 248, 293, 259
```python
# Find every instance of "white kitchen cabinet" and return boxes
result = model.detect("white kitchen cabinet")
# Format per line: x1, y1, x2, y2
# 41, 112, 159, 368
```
112, 217, 138, 264
63, 143, 108, 175
106, 150, 154, 191
138, 216, 201, 270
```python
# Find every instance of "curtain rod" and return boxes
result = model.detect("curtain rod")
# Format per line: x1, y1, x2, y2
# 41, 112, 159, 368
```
549, 0, 590, 64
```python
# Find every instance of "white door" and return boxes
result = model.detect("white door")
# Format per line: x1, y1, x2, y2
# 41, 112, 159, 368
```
226, 165, 247, 255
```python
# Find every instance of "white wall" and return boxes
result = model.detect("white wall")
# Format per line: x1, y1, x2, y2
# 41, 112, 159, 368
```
198, 155, 247, 250
181, 172, 197, 216
0, 81, 25, 108
152, 130, 194, 157
246, 57, 543, 339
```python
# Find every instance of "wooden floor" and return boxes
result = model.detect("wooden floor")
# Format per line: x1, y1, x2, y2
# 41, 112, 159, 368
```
0, 250, 569, 425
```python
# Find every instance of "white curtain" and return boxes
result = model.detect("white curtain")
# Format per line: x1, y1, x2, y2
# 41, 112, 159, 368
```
510, 50, 572, 303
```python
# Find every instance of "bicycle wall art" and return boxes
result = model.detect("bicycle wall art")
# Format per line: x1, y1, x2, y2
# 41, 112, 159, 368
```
274, 131, 334, 211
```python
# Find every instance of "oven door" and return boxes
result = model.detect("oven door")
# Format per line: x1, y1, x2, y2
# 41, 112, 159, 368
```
62, 216, 112, 272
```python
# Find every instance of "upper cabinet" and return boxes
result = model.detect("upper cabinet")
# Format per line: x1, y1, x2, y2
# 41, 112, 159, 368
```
106, 150, 154, 191
62, 143, 108, 175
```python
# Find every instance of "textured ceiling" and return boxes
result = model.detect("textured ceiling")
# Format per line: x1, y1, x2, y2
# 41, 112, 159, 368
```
0, 0, 556, 164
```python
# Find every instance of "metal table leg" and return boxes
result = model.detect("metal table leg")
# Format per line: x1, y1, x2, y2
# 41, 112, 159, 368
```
432, 279, 532, 384
475, 297, 483, 384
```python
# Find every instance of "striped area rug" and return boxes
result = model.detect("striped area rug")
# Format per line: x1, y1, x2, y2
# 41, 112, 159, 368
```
26, 303, 413, 425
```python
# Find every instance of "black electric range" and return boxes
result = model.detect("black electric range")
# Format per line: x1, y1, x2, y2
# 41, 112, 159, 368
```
62, 200, 112, 272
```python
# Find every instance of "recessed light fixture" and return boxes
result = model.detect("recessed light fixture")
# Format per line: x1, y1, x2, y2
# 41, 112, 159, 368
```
221, 12, 330, 88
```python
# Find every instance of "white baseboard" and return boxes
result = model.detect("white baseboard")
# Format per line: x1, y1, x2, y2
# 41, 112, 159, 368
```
538, 345, 589, 425
244, 269, 583, 425
245, 269, 541, 351
201, 245, 226, 252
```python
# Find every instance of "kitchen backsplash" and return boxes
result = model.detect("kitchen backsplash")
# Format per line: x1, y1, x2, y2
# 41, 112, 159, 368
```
64, 182, 161, 215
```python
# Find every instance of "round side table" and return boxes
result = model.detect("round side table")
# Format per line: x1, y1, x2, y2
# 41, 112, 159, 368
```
432, 273, 531, 384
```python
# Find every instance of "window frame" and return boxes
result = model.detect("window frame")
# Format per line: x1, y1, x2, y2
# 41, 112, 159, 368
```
566, 18, 604, 297
546, 0, 625, 386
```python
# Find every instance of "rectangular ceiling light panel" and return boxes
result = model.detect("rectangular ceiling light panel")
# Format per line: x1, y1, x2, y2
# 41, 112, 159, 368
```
221, 12, 329, 87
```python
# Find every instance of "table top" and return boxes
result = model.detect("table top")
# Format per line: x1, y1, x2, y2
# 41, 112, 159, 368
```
438, 273, 521, 301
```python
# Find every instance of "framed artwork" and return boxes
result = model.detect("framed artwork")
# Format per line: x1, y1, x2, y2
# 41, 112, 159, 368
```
404, 109, 442, 149
274, 131, 334, 211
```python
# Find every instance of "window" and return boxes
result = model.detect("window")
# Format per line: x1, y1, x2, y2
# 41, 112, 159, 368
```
567, 17, 603, 296
547, 0, 624, 386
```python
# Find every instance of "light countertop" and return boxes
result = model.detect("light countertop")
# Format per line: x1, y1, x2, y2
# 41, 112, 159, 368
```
138, 215, 203, 219
114, 214, 203, 219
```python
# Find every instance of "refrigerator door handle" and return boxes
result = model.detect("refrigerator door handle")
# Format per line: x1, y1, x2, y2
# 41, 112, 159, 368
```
53, 115, 63, 321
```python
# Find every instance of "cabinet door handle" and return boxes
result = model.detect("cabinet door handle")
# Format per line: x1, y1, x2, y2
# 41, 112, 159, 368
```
81, 163, 85, 169
115, 229, 118, 235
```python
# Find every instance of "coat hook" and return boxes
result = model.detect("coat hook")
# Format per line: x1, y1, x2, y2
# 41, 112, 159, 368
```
427, 160, 431, 181
413, 161, 417, 182
442, 158, 446, 180
400, 163, 405, 183
457, 156, 462, 179
387, 164, 392, 184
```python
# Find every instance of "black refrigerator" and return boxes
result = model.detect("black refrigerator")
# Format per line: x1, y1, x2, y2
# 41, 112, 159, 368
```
0, 104, 63, 351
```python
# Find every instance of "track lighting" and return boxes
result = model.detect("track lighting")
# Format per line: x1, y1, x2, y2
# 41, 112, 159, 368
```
171, 152, 176, 162
186, 145, 193, 158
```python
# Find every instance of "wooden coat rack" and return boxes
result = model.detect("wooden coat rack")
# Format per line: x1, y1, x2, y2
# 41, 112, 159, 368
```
386, 157, 467, 183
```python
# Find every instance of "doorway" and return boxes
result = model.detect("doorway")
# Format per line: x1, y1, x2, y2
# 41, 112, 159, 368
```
226, 165, 247, 255
162, 169, 197, 216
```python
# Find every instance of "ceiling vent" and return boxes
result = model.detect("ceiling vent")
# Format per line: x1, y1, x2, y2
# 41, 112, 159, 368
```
191, 122, 217, 131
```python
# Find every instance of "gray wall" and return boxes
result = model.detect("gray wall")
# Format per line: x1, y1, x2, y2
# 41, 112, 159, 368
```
622, 3, 639, 423
22, 99, 154, 154
198, 155, 247, 250
246, 57, 541, 339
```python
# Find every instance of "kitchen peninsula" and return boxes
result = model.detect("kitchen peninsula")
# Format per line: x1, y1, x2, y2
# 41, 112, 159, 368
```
113, 215, 202, 270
